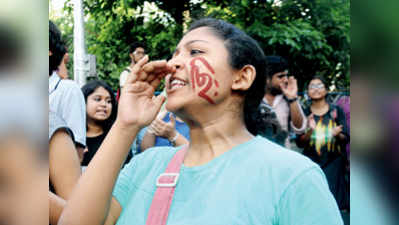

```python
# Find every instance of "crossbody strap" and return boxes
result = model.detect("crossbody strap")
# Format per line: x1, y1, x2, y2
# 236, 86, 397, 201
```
145, 146, 188, 225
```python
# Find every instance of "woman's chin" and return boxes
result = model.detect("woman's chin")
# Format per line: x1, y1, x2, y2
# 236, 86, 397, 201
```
165, 101, 181, 113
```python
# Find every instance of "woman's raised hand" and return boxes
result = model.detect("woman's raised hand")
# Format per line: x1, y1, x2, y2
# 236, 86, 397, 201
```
116, 55, 175, 129
308, 113, 316, 130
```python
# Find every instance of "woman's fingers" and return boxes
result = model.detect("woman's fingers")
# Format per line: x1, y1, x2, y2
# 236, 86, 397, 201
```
142, 60, 167, 73
126, 55, 149, 84
124, 57, 171, 92
150, 77, 163, 91
137, 60, 172, 81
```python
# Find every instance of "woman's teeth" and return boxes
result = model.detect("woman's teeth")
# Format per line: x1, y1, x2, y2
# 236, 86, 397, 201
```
170, 79, 186, 90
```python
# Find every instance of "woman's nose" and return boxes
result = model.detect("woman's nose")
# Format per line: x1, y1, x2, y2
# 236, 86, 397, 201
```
100, 100, 107, 106
168, 57, 184, 70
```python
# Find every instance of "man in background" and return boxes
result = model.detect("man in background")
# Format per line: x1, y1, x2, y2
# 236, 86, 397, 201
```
262, 55, 307, 148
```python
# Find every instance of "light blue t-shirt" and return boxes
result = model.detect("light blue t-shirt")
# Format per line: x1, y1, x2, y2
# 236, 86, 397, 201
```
113, 136, 342, 225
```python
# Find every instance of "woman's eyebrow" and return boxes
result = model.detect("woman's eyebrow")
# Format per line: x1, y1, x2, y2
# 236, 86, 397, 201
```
172, 40, 210, 56
184, 39, 210, 46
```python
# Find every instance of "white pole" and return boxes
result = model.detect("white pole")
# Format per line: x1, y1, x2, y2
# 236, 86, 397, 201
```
73, 0, 88, 87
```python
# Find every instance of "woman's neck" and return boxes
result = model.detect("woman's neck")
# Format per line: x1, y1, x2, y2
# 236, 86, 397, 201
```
311, 98, 329, 115
184, 108, 253, 167
86, 120, 104, 137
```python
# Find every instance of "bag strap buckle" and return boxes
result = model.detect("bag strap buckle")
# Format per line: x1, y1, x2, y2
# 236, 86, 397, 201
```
156, 173, 180, 187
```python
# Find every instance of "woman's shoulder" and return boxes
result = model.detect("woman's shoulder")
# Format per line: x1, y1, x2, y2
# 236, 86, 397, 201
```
138, 145, 180, 158
235, 137, 325, 200
132, 146, 182, 170
246, 136, 320, 175
121, 146, 183, 187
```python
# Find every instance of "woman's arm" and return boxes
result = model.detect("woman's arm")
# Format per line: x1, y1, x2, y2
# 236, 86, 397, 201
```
49, 191, 65, 225
296, 128, 313, 148
333, 106, 349, 143
58, 123, 137, 225
296, 113, 315, 147
49, 129, 81, 199
49, 129, 81, 224
140, 128, 156, 151
58, 56, 172, 225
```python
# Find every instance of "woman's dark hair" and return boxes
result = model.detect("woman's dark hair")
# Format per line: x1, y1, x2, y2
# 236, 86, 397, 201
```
81, 80, 117, 133
49, 21, 66, 76
265, 55, 289, 78
188, 18, 268, 135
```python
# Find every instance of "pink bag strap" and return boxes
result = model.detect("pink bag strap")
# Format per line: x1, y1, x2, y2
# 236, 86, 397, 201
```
145, 146, 188, 225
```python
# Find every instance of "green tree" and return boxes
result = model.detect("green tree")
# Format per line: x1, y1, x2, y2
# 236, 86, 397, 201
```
202, 0, 350, 91
56, 0, 349, 92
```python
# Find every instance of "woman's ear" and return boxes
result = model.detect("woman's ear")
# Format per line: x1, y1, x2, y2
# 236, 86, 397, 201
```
49, 51, 52, 56
232, 65, 256, 91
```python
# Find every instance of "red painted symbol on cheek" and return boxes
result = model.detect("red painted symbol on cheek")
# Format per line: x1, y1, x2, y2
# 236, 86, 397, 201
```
189, 57, 219, 104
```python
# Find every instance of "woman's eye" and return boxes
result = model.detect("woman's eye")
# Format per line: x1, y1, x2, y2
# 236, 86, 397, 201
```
190, 49, 203, 56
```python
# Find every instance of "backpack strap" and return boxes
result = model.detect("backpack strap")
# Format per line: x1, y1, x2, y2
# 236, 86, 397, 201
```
145, 146, 188, 225
49, 77, 62, 96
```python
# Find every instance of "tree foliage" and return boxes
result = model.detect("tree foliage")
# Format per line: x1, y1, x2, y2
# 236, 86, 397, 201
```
55, 0, 349, 92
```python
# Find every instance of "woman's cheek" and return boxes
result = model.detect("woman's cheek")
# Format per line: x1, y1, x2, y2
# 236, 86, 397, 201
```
189, 57, 220, 104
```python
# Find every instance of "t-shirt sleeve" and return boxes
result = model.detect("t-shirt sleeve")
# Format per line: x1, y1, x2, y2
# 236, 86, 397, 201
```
60, 83, 87, 147
277, 167, 343, 225
112, 157, 137, 209
49, 112, 75, 142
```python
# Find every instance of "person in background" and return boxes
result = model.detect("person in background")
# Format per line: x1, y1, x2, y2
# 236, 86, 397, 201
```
117, 42, 147, 101
296, 76, 350, 211
140, 109, 190, 152
57, 48, 70, 79
253, 101, 288, 146
49, 20, 86, 161
81, 80, 132, 167
262, 56, 307, 148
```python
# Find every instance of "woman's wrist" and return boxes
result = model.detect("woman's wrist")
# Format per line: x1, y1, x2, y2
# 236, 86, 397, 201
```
168, 131, 179, 145
167, 130, 177, 140
113, 119, 140, 135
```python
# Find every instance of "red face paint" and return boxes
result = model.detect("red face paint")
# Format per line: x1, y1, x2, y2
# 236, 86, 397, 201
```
189, 57, 218, 104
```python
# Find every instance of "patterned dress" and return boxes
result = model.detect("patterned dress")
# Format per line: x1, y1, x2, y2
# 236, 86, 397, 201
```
298, 103, 350, 209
